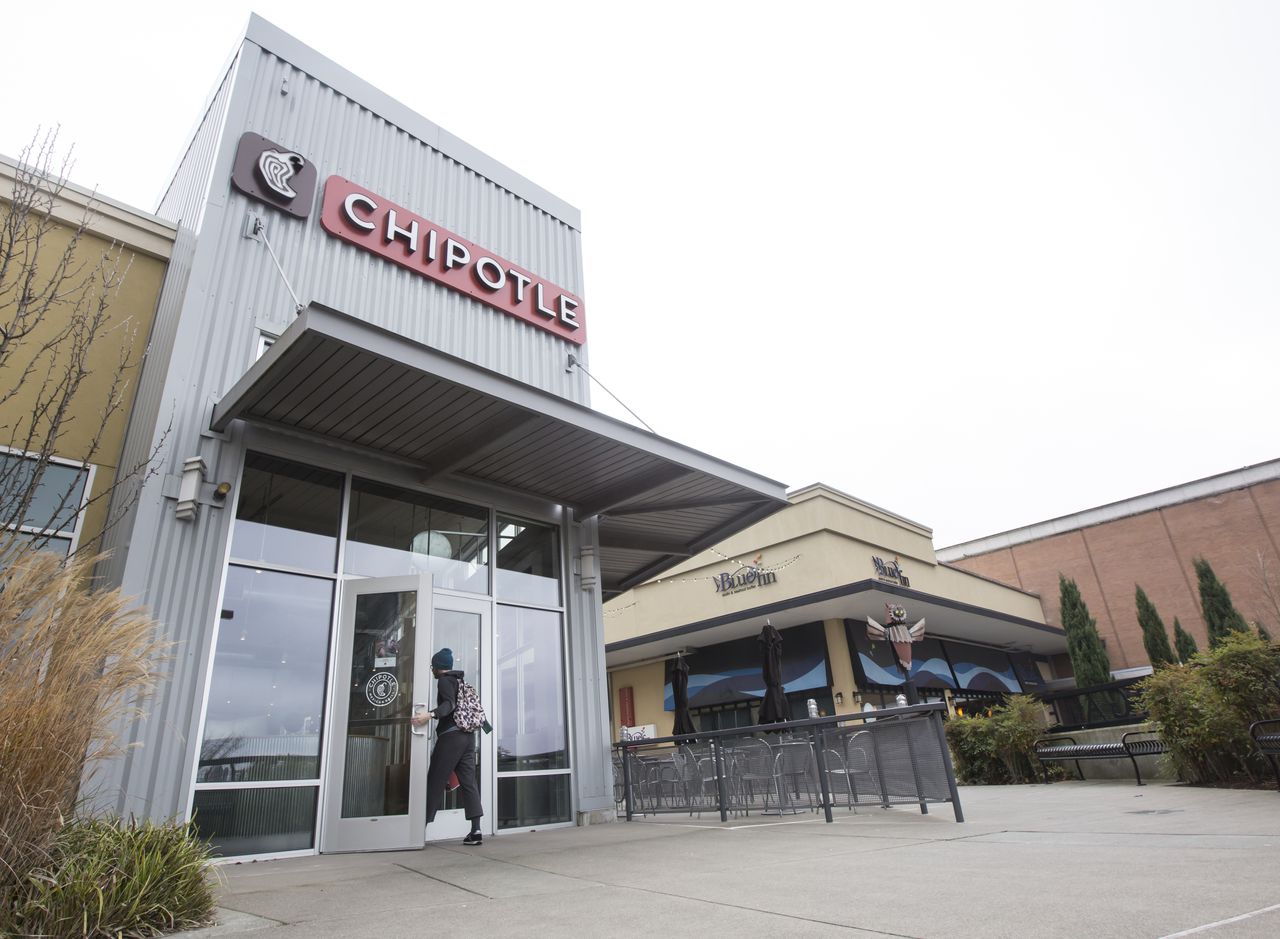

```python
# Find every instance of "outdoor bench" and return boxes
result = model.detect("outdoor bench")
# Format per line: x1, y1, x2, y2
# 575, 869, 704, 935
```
1249, 719, 1280, 791
1033, 731, 1166, 786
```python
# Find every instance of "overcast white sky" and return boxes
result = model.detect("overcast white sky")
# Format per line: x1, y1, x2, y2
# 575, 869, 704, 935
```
4, 1, 1277, 546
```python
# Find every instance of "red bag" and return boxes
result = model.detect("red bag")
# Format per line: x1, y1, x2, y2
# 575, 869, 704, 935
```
447, 771, 460, 791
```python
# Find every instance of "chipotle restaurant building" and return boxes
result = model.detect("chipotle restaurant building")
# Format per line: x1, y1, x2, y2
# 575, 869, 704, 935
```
95, 16, 787, 858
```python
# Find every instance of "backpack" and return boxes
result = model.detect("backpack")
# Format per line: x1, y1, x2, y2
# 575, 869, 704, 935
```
453, 679, 487, 733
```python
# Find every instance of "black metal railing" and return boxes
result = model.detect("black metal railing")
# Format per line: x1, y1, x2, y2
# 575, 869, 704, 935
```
1035, 677, 1148, 731
612, 703, 963, 824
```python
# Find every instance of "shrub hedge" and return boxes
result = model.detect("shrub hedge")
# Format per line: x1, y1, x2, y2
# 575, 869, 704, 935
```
1, 817, 216, 938
945, 694, 1048, 784
1136, 633, 1280, 785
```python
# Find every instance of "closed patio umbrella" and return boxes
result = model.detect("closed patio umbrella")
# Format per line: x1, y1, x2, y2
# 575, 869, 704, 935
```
671, 654, 697, 737
757, 621, 788, 725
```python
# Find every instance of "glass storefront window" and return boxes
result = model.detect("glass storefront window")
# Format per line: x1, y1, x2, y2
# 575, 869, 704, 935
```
345, 478, 489, 593
496, 605, 568, 772
498, 774, 571, 830
496, 515, 560, 606
232, 452, 343, 572
847, 619, 907, 687
906, 637, 957, 689
191, 786, 318, 857
941, 640, 1022, 693
197, 567, 333, 783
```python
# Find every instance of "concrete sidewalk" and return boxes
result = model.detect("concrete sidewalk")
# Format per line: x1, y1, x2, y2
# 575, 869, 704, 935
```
178, 782, 1280, 938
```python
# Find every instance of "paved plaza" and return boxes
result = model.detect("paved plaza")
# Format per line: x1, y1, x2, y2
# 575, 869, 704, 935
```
179, 781, 1280, 938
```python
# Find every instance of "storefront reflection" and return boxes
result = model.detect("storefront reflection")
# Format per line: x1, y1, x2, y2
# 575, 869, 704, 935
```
197, 567, 333, 782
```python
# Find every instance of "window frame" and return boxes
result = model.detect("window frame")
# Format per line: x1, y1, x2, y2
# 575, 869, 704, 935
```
0, 444, 96, 556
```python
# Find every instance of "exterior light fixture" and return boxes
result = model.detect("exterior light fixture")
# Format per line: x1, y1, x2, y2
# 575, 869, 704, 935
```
834, 692, 844, 706
175, 457, 207, 520
579, 545, 597, 591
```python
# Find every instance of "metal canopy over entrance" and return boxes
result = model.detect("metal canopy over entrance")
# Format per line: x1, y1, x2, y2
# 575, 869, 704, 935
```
211, 303, 788, 596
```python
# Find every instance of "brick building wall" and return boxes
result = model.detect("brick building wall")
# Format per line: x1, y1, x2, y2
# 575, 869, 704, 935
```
939, 468, 1280, 672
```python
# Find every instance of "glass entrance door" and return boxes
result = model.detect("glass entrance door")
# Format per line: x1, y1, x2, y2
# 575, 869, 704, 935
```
424, 594, 492, 841
320, 574, 431, 853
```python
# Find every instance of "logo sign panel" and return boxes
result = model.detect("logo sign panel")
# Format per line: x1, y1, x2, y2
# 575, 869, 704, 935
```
619, 724, 657, 742
321, 176, 586, 345
230, 132, 317, 219
713, 565, 778, 596
872, 556, 910, 588
364, 671, 399, 708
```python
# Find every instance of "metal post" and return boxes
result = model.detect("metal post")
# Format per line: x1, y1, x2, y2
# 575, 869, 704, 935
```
714, 739, 729, 823
868, 723, 891, 810
930, 708, 965, 823
810, 725, 834, 824
902, 717, 929, 815
621, 745, 634, 822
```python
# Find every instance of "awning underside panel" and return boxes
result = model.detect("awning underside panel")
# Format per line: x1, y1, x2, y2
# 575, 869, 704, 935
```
212, 305, 788, 595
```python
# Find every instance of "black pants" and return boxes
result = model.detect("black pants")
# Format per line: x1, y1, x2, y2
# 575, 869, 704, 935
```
425, 729, 483, 822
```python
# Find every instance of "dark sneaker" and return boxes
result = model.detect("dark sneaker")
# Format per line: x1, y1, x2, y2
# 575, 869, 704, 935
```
462, 832, 482, 846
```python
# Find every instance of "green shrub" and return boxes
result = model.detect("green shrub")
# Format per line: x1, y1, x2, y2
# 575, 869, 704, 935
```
946, 695, 1049, 784
1, 817, 216, 938
1136, 633, 1280, 784
1134, 660, 1248, 783
946, 713, 1006, 784
1199, 633, 1280, 723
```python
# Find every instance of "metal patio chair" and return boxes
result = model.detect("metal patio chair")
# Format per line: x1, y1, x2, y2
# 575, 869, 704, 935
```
774, 737, 821, 812
823, 729, 880, 809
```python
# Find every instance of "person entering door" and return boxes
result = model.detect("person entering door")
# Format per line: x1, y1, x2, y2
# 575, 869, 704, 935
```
412, 647, 485, 845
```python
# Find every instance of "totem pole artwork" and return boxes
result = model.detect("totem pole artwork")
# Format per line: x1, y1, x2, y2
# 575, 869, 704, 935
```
866, 603, 926, 704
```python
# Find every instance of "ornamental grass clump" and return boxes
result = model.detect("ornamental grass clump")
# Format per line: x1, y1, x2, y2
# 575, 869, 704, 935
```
3, 817, 216, 937
0, 550, 201, 932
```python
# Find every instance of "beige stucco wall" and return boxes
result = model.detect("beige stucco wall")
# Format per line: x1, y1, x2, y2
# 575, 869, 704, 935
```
608, 661, 667, 738
823, 618, 860, 714
0, 158, 174, 553
606, 488, 1045, 645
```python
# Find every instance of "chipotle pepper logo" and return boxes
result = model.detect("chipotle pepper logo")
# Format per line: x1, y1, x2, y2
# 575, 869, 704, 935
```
230, 132, 316, 219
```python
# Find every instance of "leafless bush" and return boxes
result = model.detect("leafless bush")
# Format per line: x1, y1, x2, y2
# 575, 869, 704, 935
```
0, 127, 165, 566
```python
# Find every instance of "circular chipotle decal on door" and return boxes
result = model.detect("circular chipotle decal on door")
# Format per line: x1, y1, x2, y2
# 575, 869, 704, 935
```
365, 671, 399, 708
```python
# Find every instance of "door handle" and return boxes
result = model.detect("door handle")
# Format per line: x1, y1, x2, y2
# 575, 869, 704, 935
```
412, 703, 429, 737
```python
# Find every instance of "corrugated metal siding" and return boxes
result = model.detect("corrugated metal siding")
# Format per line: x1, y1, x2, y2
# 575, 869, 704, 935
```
98, 55, 241, 590
98, 35, 596, 822
89, 53, 245, 818
231, 47, 589, 402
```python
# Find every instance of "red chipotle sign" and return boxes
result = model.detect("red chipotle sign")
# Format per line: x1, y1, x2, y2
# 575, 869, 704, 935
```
320, 177, 585, 344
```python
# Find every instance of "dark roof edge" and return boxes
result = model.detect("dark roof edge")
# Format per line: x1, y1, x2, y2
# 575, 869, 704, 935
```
605, 578, 1063, 653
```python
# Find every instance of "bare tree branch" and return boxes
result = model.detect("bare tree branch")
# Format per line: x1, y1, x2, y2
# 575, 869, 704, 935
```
0, 129, 167, 566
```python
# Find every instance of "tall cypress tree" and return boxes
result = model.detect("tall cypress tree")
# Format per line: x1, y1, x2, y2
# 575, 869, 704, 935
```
1173, 617, 1199, 663
1194, 557, 1249, 648
1135, 585, 1176, 668
1059, 574, 1112, 688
